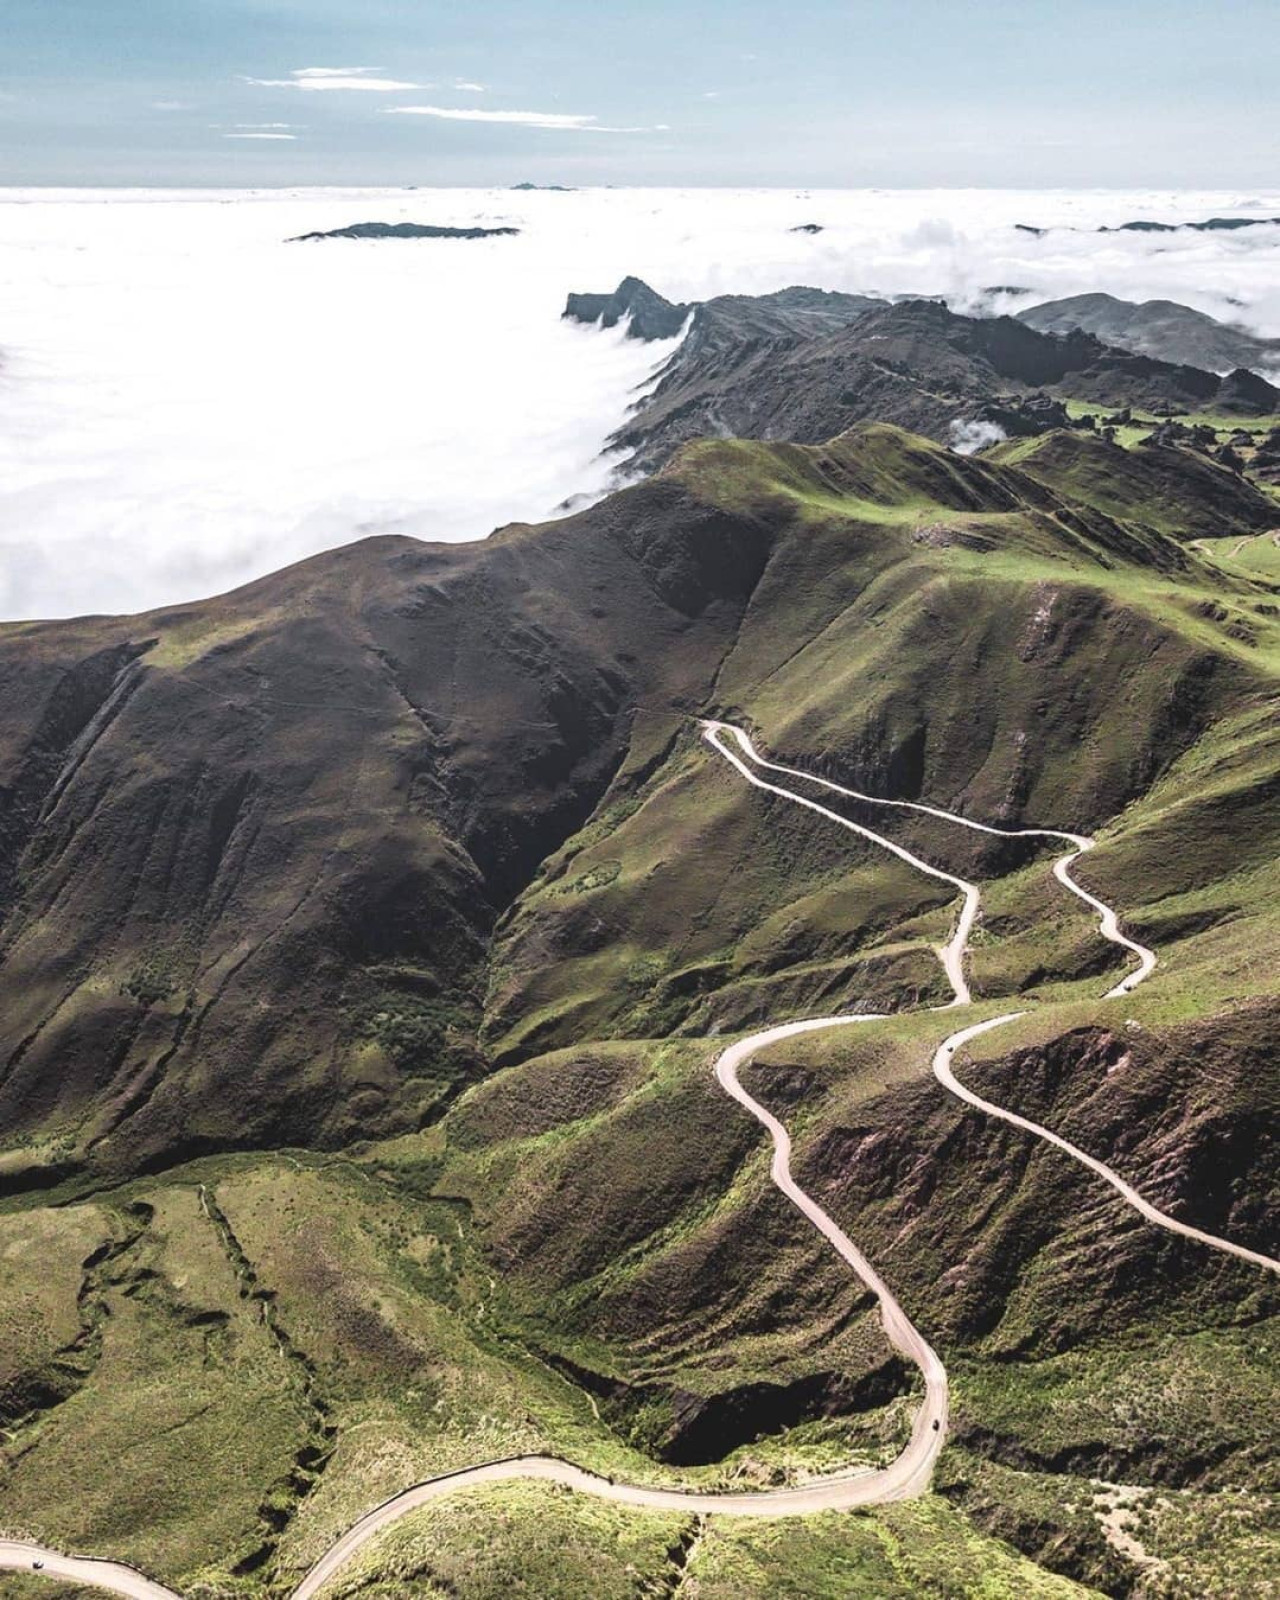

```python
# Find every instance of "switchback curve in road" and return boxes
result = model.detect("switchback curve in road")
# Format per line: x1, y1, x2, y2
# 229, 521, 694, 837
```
701, 722, 981, 1004
710, 723, 1156, 999
290, 1016, 951, 1600
705, 720, 1275, 1276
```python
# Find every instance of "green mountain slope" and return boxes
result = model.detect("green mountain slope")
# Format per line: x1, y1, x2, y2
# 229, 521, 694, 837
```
1, 424, 1276, 1598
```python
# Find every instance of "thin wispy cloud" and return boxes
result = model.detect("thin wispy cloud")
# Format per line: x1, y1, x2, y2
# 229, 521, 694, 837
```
224, 131, 298, 140
152, 100, 191, 112
243, 67, 422, 93
385, 106, 669, 132
454, 81, 487, 92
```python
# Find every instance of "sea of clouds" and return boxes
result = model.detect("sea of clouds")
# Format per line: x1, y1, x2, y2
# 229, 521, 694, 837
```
2, 185, 1280, 620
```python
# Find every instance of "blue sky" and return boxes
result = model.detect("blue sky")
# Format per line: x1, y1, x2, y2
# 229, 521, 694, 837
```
3, 0, 1278, 187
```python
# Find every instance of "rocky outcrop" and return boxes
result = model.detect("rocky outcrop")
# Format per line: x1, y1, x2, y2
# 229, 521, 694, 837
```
563, 275, 693, 341
1250, 426, 1280, 483
970, 394, 1079, 438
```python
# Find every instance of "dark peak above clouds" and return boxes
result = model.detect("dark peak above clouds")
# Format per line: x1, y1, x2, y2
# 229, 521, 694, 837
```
564, 276, 694, 341
1017, 216, 1280, 237
289, 221, 521, 242
564, 276, 881, 347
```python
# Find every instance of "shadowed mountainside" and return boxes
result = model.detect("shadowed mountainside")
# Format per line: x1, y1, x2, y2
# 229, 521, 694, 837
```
0, 479, 779, 1180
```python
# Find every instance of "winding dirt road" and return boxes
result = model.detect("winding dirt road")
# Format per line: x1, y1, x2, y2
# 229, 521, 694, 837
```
709, 722, 1155, 1000
0, 1543, 178, 1600
0, 1005, 953, 1600
5, 717, 1274, 1600
705, 720, 1271, 1275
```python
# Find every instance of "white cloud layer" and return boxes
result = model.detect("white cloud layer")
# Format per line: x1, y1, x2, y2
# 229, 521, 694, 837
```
244, 67, 422, 92
2, 185, 1279, 621
224, 132, 298, 140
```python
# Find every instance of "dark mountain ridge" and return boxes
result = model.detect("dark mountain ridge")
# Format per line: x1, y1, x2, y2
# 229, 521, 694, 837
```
1017, 215, 1280, 236
567, 279, 1280, 474
563, 275, 880, 346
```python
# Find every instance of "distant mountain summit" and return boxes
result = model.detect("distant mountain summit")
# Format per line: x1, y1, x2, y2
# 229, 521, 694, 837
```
1017, 293, 1280, 375
563, 276, 695, 341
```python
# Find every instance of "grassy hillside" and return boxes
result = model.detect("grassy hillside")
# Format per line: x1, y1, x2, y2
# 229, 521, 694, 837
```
0, 424, 1276, 1597
487, 427, 1276, 1063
